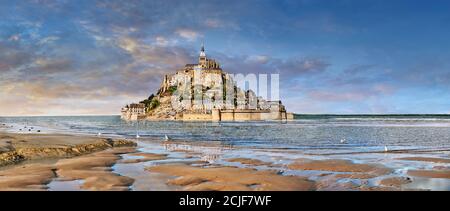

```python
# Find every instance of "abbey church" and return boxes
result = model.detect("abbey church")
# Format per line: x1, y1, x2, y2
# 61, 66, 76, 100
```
121, 45, 293, 121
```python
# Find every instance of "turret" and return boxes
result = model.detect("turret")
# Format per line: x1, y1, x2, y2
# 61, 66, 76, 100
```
199, 43, 207, 67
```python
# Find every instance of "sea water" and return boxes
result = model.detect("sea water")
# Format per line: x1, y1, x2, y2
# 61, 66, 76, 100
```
1, 115, 450, 153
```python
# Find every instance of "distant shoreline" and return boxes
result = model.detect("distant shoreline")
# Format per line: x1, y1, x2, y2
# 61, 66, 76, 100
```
1, 114, 450, 118
294, 114, 450, 119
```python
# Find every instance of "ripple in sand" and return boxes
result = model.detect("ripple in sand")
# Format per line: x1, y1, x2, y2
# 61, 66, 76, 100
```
147, 163, 315, 191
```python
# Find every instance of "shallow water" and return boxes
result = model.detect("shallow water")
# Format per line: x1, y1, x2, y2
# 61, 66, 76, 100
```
1, 115, 450, 153
47, 180, 84, 191
402, 177, 450, 191
132, 139, 450, 191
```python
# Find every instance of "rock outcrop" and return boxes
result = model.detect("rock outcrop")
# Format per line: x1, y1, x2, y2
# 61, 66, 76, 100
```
0, 133, 136, 167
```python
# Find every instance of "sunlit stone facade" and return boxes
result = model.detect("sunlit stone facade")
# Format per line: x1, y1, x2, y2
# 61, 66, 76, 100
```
121, 45, 293, 121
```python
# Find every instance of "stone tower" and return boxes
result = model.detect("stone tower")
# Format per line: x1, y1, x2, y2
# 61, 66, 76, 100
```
199, 43, 207, 67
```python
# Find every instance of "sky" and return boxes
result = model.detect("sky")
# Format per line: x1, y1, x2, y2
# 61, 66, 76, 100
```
1, 0, 450, 116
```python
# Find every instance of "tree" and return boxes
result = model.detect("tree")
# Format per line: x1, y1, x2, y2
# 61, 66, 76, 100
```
168, 86, 177, 94
149, 99, 160, 110
140, 94, 156, 109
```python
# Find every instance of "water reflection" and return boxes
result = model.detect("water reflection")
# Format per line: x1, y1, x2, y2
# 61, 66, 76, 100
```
2, 116, 450, 150
402, 177, 450, 191
48, 180, 84, 191
163, 141, 234, 163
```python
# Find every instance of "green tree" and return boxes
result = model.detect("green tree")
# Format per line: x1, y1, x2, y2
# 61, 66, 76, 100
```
148, 99, 160, 111
168, 86, 177, 94
139, 94, 155, 108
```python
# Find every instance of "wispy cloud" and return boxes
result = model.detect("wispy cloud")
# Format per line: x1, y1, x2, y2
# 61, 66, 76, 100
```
1, 0, 450, 115
37, 36, 59, 45
8, 34, 20, 42
175, 28, 202, 41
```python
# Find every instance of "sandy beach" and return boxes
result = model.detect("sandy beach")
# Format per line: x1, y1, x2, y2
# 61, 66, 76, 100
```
0, 132, 137, 190
1, 128, 449, 191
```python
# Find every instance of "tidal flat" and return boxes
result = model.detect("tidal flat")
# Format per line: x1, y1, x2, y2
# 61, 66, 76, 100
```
1, 116, 450, 191
1, 132, 449, 191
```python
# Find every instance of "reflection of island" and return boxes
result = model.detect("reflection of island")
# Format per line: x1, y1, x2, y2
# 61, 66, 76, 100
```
121, 45, 294, 121
163, 141, 234, 163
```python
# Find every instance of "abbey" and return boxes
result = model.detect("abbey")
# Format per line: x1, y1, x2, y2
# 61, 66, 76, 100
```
121, 45, 293, 121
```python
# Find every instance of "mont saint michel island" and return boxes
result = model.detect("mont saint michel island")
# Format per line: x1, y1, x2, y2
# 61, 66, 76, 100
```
121, 45, 293, 121
1, 0, 450, 195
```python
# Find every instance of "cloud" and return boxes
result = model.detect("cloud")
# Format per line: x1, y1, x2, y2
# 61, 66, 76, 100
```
245, 55, 271, 64
32, 57, 74, 73
28, 0, 69, 10
218, 54, 330, 80
175, 28, 202, 41
276, 57, 330, 76
307, 90, 371, 101
372, 84, 395, 95
117, 37, 139, 53
204, 18, 240, 30
1, 0, 449, 115
8, 34, 20, 42
155, 36, 170, 46
343, 64, 376, 75
117, 36, 194, 66
399, 59, 450, 88
0, 42, 34, 72
204, 19, 222, 28
37, 36, 60, 45
304, 82, 397, 102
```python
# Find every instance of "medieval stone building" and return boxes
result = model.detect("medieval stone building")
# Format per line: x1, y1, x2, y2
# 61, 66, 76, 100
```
121, 45, 293, 121
120, 103, 146, 120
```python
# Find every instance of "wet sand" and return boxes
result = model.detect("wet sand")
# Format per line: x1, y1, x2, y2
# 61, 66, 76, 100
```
0, 132, 138, 190
379, 177, 413, 187
0, 133, 136, 166
1, 132, 450, 191
226, 158, 273, 166
117, 152, 168, 164
55, 147, 137, 191
408, 169, 450, 179
288, 159, 392, 178
0, 163, 56, 190
397, 157, 450, 163
0, 148, 137, 190
147, 164, 315, 191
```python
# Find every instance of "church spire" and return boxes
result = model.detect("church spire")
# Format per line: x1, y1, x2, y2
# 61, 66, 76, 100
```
200, 43, 206, 57
198, 42, 207, 67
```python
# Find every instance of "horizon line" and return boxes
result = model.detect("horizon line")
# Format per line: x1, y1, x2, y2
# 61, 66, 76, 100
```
1, 113, 450, 118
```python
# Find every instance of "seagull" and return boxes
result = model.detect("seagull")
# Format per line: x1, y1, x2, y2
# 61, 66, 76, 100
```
164, 135, 171, 141
384, 145, 389, 152
97, 132, 102, 136
136, 133, 140, 139
340, 139, 346, 144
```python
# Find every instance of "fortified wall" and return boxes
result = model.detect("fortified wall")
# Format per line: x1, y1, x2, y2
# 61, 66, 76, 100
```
121, 45, 294, 121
